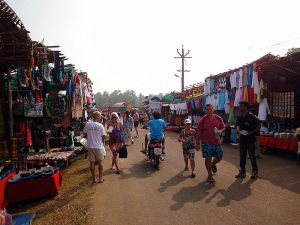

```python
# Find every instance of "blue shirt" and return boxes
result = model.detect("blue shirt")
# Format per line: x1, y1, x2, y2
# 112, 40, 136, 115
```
146, 119, 167, 139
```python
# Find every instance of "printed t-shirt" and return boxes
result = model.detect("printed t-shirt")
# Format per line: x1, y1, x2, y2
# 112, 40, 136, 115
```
196, 115, 225, 145
83, 121, 106, 149
146, 119, 167, 139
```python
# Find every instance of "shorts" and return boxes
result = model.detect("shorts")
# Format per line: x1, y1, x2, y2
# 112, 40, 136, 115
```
183, 148, 195, 160
134, 121, 139, 127
201, 142, 223, 159
147, 133, 164, 141
88, 148, 106, 162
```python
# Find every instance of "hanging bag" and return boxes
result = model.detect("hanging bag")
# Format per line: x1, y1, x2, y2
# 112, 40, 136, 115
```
118, 145, 128, 158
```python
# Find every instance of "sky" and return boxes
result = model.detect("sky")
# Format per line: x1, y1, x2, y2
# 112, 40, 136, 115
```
5, 0, 300, 96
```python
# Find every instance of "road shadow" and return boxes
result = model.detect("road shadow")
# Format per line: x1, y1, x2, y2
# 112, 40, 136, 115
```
158, 171, 189, 192
205, 178, 255, 207
221, 144, 300, 195
118, 160, 157, 180
170, 181, 215, 211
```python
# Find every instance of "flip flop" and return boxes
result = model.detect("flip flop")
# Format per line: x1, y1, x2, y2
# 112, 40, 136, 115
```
98, 179, 104, 183
93, 178, 99, 183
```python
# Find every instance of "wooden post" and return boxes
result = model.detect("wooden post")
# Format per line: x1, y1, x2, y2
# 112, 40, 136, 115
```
8, 67, 13, 140
7, 67, 16, 170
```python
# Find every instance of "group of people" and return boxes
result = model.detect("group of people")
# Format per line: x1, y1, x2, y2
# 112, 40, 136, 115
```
83, 101, 261, 184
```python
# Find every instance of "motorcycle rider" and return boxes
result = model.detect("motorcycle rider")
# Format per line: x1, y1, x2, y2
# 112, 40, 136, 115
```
141, 111, 167, 155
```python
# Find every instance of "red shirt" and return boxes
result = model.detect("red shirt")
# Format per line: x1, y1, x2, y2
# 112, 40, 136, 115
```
196, 114, 225, 145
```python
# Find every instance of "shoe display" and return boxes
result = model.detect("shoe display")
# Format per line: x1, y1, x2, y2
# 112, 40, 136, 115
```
212, 165, 217, 173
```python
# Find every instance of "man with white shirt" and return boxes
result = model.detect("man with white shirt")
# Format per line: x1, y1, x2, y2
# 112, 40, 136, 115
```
83, 111, 106, 183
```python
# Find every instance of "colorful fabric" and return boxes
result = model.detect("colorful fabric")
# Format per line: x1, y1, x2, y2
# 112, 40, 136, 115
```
201, 142, 223, 158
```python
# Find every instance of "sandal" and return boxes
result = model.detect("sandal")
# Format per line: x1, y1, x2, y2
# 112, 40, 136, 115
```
93, 178, 99, 183
98, 179, 104, 183
191, 173, 196, 178
116, 170, 122, 174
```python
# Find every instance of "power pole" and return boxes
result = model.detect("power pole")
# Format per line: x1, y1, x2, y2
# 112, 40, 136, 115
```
174, 45, 192, 93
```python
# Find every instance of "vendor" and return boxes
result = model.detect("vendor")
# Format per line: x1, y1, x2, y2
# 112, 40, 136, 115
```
260, 122, 269, 133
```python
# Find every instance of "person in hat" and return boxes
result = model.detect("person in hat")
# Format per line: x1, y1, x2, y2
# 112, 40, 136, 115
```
195, 104, 225, 183
178, 119, 196, 178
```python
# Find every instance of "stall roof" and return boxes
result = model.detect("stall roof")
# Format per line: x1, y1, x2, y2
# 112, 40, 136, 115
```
0, 0, 32, 67
0, 0, 66, 71
205, 53, 276, 80
261, 51, 300, 80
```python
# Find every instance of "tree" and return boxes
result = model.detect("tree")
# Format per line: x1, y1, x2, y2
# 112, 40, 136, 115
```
94, 89, 146, 110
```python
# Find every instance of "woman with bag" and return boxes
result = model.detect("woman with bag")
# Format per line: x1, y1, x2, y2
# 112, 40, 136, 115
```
107, 112, 123, 174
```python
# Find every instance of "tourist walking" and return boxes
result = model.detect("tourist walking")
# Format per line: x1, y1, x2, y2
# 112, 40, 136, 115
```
195, 104, 225, 183
228, 101, 260, 179
107, 112, 123, 174
178, 119, 196, 178
123, 111, 134, 145
133, 110, 139, 137
83, 111, 106, 183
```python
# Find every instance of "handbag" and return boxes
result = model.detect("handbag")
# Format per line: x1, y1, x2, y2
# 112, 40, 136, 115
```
119, 145, 128, 158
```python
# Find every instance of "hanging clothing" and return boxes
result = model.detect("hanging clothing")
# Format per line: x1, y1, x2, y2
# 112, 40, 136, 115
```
42, 62, 51, 81
251, 71, 259, 94
234, 88, 241, 107
258, 98, 270, 121
247, 66, 253, 86
230, 72, 237, 89
248, 86, 255, 105
238, 69, 243, 89
224, 91, 230, 114
218, 92, 226, 110
243, 85, 248, 102
257, 80, 264, 103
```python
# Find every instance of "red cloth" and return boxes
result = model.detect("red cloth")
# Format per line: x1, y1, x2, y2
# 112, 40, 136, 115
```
6, 170, 62, 204
248, 86, 255, 105
0, 172, 15, 210
196, 114, 225, 145
258, 136, 298, 152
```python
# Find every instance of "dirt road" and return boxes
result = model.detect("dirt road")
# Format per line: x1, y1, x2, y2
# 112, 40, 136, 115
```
91, 128, 300, 225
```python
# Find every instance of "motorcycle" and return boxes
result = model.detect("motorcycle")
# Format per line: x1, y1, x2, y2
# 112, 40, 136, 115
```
147, 138, 164, 169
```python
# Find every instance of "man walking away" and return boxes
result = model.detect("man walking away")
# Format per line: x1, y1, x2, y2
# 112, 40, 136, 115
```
83, 111, 106, 183
124, 110, 134, 145
228, 101, 260, 179
133, 110, 139, 137
195, 104, 225, 183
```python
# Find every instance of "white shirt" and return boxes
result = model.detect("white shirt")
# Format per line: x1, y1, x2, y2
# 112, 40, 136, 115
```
224, 91, 230, 114
234, 88, 241, 107
230, 73, 236, 89
83, 121, 106, 149
252, 71, 259, 94
258, 98, 270, 121
238, 69, 243, 89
